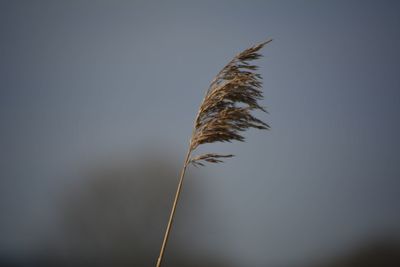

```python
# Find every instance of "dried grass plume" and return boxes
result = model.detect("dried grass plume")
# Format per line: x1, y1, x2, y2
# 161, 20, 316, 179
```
156, 39, 272, 267
189, 39, 272, 166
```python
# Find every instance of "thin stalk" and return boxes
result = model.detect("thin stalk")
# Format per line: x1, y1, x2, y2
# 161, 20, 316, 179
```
156, 147, 192, 267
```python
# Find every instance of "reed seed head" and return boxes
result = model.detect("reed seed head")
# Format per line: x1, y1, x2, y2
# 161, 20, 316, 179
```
188, 40, 272, 167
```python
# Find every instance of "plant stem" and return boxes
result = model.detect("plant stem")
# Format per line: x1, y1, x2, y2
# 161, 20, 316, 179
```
156, 148, 191, 267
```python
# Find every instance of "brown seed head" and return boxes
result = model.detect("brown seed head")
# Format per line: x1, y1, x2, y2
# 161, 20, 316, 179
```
188, 40, 272, 167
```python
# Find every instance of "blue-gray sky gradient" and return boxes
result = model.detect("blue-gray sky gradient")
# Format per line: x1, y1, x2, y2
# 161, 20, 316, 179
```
1, 1, 400, 266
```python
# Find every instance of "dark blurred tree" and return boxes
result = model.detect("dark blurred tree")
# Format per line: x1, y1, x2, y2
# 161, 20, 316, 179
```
51, 155, 228, 267
311, 238, 400, 267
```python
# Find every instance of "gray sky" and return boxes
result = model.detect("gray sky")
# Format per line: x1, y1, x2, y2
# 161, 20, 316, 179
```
1, 1, 400, 266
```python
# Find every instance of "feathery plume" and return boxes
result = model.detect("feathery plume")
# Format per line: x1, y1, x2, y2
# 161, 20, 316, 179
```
189, 39, 271, 166
156, 39, 272, 267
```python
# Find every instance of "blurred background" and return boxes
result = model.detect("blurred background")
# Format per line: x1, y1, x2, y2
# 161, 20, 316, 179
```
1, 1, 400, 266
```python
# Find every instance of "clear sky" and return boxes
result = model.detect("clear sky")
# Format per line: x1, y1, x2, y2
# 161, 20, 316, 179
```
1, 1, 400, 266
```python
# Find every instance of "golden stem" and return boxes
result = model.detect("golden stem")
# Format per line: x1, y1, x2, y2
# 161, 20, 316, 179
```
156, 147, 192, 267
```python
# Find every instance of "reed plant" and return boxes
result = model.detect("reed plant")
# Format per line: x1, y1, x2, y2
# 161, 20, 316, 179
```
156, 40, 272, 267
